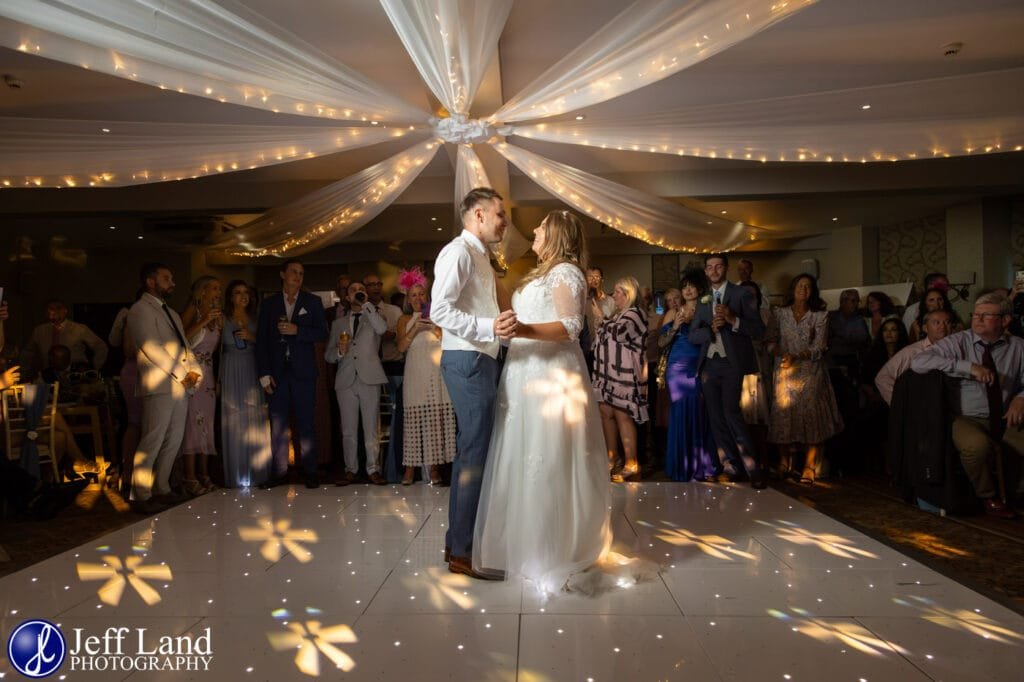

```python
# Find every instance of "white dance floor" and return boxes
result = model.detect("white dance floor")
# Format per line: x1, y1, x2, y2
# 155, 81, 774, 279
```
2, 482, 1022, 681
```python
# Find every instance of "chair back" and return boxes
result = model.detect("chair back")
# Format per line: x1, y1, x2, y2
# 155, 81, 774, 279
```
1, 382, 60, 480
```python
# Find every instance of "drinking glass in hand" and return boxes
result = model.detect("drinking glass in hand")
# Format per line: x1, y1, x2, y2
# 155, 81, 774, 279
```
278, 315, 291, 362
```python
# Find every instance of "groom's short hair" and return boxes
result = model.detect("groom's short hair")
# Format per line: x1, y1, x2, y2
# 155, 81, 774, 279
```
459, 187, 503, 218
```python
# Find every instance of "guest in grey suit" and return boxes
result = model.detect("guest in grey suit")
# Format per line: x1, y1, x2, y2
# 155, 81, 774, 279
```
688, 253, 766, 488
325, 282, 388, 485
127, 263, 203, 512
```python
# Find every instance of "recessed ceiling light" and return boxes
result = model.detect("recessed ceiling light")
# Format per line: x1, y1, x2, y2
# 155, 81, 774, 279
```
436, 227, 443, 232
832, 217, 838, 221
861, 104, 871, 110
107, 225, 117, 230
575, 115, 585, 121
370, 121, 380, 126
137, 235, 144, 240
720, 210, 727, 214
101, 128, 110, 133
430, 216, 437, 221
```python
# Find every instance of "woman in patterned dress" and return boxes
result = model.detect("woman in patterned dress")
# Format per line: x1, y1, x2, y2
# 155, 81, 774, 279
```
766, 273, 843, 485
592, 276, 648, 482
180, 276, 222, 495
396, 272, 455, 486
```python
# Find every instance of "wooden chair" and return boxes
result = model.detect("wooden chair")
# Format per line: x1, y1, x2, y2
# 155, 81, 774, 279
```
2, 382, 61, 481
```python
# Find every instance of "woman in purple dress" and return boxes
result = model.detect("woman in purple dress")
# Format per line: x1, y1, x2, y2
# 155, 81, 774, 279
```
659, 268, 717, 481
180, 276, 223, 496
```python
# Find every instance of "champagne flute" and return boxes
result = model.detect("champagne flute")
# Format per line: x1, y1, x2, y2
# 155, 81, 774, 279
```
278, 314, 291, 361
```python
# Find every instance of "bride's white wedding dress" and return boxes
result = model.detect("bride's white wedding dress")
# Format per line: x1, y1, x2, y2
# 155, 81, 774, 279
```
473, 263, 617, 595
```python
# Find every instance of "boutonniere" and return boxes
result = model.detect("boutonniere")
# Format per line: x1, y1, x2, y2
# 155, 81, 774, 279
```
699, 294, 711, 305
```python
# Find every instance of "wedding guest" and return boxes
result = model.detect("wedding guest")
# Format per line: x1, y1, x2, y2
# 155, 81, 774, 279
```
366, 273, 406, 481
876, 308, 952, 405
766, 274, 844, 485
257, 259, 328, 489
866, 291, 899, 339
593, 276, 648, 482
179, 276, 223, 495
903, 272, 950, 333
736, 259, 772, 311
326, 282, 388, 485
689, 253, 766, 488
739, 280, 772, 468
650, 287, 681, 467
908, 287, 963, 341
325, 274, 351, 325
220, 280, 271, 488
127, 263, 202, 513
30, 299, 107, 371
396, 271, 455, 486
911, 293, 1024, 518
862, 317, 910, 402
659, 269, 716, 481
109, 292, 145, 492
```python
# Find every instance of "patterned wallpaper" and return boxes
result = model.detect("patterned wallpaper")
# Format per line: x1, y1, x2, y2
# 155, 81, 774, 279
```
877, 213, 946, 285
1010, 200, 1024, 271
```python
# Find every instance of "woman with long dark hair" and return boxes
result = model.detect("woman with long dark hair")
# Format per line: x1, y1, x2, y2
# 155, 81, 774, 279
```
766, 273, 843, 484
220, 280, 271, 488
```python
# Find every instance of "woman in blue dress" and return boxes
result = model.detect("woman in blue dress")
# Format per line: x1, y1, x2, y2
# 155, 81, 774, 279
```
220, 280, 271, 487
659, 267, 717, 481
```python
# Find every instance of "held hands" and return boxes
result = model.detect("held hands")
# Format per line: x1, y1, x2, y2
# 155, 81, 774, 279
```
494, 309, 518, 340
970, 363, 996, 385
277, 321, 298, 336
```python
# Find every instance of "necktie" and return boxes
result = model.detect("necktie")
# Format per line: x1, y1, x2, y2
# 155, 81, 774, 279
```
161, 303, 188, 348
352, 313, 361, 337
714, 290, 722, 306
980, 341, 1004, 439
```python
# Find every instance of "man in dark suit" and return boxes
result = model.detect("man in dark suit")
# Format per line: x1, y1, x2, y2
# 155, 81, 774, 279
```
257, 259, 328, 489
689, 253, 766, 488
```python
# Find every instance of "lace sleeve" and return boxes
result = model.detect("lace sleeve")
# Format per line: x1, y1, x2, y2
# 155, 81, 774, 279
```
549, 263, 586, 342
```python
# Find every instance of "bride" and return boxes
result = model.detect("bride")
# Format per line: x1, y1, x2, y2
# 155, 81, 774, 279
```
473, 209, 615, 595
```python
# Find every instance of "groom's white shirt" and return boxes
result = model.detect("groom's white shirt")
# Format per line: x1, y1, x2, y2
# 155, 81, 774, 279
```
431, 229, 500, 358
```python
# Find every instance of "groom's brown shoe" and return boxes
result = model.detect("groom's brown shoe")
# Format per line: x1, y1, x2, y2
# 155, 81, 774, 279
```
448, 555, 504, 581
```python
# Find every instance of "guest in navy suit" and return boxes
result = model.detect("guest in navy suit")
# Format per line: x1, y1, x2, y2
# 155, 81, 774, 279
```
256, 259, 328, 489
688, 253, 766, 488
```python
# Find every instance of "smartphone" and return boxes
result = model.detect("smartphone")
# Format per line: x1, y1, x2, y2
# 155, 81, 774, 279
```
421, 301, 431, 320
654, 291, 665, 316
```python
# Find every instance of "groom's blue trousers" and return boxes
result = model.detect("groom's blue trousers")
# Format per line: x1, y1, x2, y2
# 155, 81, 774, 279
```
440, 350, 500, 559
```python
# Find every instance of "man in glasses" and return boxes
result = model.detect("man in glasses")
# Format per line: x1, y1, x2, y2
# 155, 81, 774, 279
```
912, 292, 1024, 518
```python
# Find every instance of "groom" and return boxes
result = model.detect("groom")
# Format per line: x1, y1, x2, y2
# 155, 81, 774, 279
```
689, 253, 767, 489
432, 187, 517, 579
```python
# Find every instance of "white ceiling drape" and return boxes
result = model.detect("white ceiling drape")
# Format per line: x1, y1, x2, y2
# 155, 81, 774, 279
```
380, 0, 512, 116
508, 68, 1024, 163
491, 0, 816, 123
0, 0, 425, 122
217, 137, 440, 258
0, 117, 420, 187
6, 0, 1016, 257
495, 141, 754, 252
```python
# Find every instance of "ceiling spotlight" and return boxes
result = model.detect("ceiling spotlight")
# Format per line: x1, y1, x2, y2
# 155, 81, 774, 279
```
575, 115, 585, 121
436, 227, 443, 232
861, 104, 871, 110
832, 217, 838, 221
430, 216, 437, 221
370, 121, 380, 126
720, 210, 727, 214
107, 225, 117, 230
137, 235, 144, 240
101, 128, 110, 133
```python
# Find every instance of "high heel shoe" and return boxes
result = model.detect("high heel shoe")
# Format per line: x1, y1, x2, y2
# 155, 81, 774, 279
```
199, 475, 217, 493
429, 465, 442, 486
182, 478, 206, 496
401, 467, 414, 486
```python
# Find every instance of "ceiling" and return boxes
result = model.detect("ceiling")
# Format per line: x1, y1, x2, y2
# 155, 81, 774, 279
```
1, 0, 1023, 258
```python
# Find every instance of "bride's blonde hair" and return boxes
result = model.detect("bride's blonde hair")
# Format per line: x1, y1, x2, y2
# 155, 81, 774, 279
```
516, 210, 589, 291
